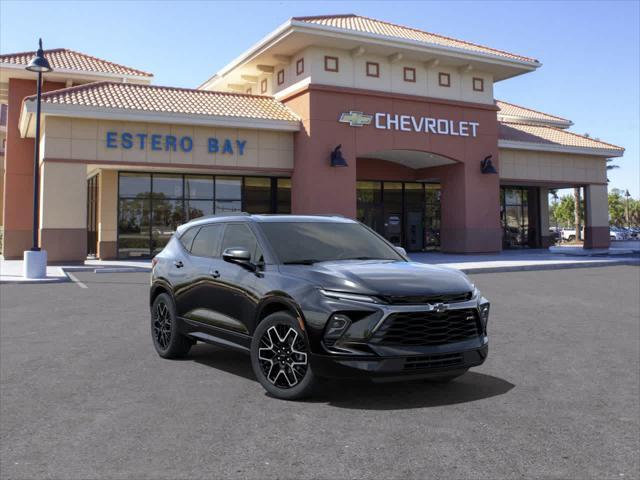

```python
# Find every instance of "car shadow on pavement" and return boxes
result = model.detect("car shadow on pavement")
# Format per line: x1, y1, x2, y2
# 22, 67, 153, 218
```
316, 373, 515, 410
188, 344, 514, 410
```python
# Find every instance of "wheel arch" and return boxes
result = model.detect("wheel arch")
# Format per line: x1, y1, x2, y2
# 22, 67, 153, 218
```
150, 279, 174, 307
255, 294, 306, 330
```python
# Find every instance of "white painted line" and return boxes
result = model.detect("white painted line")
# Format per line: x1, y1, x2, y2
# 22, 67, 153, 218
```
66, 272, 88, 289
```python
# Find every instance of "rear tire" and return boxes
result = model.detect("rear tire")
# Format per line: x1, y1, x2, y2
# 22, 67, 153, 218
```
151, 293, 192, 359
251, 312, 318, 400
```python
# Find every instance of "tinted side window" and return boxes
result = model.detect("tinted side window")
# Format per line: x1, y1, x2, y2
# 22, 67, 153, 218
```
190, 224, 224, 257
221, 224, 259, 261
179, 227, 200, 251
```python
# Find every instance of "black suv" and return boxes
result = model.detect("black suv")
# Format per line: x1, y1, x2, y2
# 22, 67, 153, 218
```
150, 214, 490, 400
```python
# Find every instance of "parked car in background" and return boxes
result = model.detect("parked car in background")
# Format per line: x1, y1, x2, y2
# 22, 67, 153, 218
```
610, 227, 629, 241
561, 228, 584, 242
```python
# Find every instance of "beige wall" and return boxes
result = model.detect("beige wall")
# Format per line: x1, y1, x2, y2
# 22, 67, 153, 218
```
266, 46, 494, 104
584, 184, 609, 228
40, 161, 86, 229
499, 149, 607, 184
42, 117, 294, 170
98, 169, 118, 244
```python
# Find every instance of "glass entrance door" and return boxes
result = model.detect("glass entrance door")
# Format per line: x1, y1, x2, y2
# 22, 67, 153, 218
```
357, 181, 441, 251
500, 186, 540, 248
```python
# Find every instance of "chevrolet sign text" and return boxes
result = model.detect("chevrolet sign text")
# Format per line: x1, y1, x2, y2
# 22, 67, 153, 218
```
374, 113, 479, 137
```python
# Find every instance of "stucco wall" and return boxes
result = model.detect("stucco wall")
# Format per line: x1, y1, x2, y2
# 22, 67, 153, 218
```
41, 117, 294, 171
273, 46, 494, 105
499, 148, 607, 184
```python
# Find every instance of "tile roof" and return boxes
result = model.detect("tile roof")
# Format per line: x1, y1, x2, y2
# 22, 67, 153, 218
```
496, 100, 571, 126
27, 81, 299, 122
499, 122, 624, 154
0, 48, 152, 78
293, 14, 538, 64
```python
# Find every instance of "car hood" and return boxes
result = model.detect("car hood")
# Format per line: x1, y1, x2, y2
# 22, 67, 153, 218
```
279, 260, 473, 297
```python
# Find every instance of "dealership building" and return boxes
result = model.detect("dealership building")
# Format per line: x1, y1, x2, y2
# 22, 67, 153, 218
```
0, 14, 624, 261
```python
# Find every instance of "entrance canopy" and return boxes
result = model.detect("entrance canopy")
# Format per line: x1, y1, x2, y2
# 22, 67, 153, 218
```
358, 149, 456, 169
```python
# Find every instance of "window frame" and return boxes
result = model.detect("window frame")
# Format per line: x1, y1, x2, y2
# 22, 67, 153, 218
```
472, 77, 484, 92
277, 69, 284, 85
403, 67, 416, 83
438, 72, 451, 87
260, 78, 268, 94
366, 61, 380, 78
324, 55, 339, 72
296, 58, 304, 76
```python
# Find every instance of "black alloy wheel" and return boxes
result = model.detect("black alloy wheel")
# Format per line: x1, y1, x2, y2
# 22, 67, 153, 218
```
151, 293, 192, 359
251, 312, 318, 400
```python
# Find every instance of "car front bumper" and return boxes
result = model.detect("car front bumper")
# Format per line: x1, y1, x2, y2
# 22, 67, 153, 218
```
309, 340, 488, 380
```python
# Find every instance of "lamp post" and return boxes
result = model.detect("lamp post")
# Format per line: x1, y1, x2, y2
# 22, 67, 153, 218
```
624, 189, 631, 229
23, 39, 52, 279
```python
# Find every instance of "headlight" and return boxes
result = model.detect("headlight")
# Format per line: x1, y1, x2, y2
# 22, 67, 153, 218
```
320, 289, 380, 304
478, 302, 490, 333
472, 286, 482, 300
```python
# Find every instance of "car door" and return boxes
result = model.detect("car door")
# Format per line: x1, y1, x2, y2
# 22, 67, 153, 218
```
214, 223, 263, 335
174, 223, 224, 322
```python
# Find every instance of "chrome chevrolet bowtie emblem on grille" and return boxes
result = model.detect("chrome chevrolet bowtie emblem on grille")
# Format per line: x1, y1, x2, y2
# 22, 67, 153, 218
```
338, 111, 373, 127
431, 303, 448, 313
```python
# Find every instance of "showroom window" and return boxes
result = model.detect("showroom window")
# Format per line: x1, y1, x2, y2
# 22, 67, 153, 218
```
117, 173, 291, 258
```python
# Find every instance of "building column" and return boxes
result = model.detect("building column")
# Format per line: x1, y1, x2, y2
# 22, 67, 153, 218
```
39, 161, 87, 262
2, 78, 66, 259
427, 161, 502, 253
584, 184, 610, 249
286, 91, 357, 217
539, 187, 553, 247
98, 170, 118, 259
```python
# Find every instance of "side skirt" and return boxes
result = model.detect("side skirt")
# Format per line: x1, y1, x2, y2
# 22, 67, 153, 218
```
180, 317, 251, 353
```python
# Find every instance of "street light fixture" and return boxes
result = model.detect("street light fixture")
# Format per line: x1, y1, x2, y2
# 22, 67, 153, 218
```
624, 189, 631, 229
23, 39, 53, 279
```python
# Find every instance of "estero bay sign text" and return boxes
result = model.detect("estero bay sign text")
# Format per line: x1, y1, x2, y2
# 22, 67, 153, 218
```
105, 131, 248, 155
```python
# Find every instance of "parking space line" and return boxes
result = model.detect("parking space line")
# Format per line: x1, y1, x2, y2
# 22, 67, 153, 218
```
66, 272, 88, 289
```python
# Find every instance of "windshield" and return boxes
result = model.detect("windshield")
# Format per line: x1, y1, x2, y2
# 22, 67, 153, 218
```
258, 222, 404, 264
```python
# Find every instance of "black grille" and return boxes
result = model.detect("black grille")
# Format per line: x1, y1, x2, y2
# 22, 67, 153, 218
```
371, 309, 481, 346
403, 353, 464, 371
380, 291, 472, 305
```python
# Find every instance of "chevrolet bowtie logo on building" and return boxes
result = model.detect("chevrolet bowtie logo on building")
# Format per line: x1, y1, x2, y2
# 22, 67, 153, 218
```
338, 111, 373, 127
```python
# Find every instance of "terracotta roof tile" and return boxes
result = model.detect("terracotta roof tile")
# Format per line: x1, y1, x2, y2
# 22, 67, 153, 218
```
496, 100, 571, 126
27, 82, 299, 122
293, 14, 538, 64
499, 122, 623, 153
0, 48, 152, 78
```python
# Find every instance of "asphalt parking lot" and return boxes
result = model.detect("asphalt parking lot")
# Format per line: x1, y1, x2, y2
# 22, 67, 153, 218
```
1, 266, 639, 479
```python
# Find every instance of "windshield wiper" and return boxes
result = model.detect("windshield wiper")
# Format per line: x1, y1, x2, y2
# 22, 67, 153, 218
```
283, 259, 321, 265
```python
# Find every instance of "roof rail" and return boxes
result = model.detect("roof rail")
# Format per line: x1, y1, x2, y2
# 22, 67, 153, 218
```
185, 212, 251, 223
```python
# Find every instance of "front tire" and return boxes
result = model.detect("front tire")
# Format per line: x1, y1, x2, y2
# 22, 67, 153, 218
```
151, 293, 192, 359
251, 312, 318, 400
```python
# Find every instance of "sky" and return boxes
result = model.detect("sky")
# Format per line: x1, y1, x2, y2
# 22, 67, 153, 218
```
1, 0, 638, 197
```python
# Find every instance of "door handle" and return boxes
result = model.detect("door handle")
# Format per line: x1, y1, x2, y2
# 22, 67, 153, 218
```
210, 269, 220, 279
173, 261, 184, 268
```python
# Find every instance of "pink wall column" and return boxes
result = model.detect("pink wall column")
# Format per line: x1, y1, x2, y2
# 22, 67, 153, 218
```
284, 90, 358, 218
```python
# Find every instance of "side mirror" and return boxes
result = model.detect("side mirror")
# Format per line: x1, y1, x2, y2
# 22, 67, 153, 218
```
222, 247, 255, 271
394, 246, 408, 257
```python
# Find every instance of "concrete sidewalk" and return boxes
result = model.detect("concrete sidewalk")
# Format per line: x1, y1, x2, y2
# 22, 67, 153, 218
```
2, 249, 638, 283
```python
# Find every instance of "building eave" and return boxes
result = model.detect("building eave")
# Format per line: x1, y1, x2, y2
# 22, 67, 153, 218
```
498, 140, 624, 158
199, 18, 540, 89
19, 100, 301, 138
0, 62, 153, 83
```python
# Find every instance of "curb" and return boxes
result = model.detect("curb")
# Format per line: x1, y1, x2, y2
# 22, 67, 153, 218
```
458, 259, 640, 274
